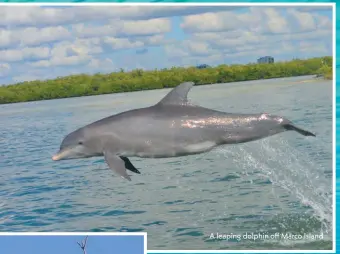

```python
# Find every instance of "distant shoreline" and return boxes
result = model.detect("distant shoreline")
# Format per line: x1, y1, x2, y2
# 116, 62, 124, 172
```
0, 56, 332, 105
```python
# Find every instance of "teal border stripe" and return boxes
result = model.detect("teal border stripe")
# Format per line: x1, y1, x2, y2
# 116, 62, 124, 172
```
335, 0, 339, 252
0, 1, 336, 253
0, 0, 336, 2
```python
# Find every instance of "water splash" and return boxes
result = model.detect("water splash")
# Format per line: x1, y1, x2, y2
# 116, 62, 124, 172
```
219, 136, 332, 237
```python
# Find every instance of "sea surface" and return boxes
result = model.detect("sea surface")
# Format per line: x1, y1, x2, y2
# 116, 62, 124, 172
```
0, 76, 333, 250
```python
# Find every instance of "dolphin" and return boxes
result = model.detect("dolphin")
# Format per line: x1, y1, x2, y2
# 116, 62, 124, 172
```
52, 82, 316, 181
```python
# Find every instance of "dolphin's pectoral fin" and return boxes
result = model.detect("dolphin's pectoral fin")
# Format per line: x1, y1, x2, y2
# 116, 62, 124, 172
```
156, 81, 195, 106
119, 156, 141, 174
104, 151, 132, 181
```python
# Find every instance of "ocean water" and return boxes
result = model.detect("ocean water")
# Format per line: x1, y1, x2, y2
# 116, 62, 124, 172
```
0, 76, 333, 250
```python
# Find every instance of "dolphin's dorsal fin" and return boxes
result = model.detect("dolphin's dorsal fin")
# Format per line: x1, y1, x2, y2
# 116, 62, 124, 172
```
156, 82, 194, 106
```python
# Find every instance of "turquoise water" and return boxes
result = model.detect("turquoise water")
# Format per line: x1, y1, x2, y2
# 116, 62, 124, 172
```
0, 76, 332, 250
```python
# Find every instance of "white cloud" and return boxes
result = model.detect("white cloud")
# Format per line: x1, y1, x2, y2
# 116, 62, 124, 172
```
235, 7, 290, 34
282, 28, 331, 41
287, 9, 317, 32
181, 11, 242, 33
191, 30, 243, 41
181, 7, 332, 37
0, 6, 234, 27
0, 29, 12, 48
88, 58, 111, 68
72, 23, 117, 38
299, 41, 328, 53
264, 8, 290, 34
30, 60, 50, 68
102, 34, 168, 50
186, 41, 211, 56
0, 63, 10, 77
316, 14, 332, 29
88, 58, 116, 73
210, 31, 262, 49
165, 44, 189, 59
0, 26, 71, 48
31, 55, 91, 68
20, 26, 71, 47
23, 46, 50, 59
0, 6, 332, 85
0, 7, 68, 27
0, 46, 50, 62
52, 55, 91, 67
174, 6, 332, 62
72, 18, 171, 39
30, 39, 101, 68
103, 37, 144, 50
0, 49, 23, 62
118, 18, 171, 36
180, 8, 291, 34
166, 28, 331, 65
28, 33, 168, 69
0, 7, 175, 51
139, 34, 169, 46
52, 38, 102, 56
165, 39, 218, 60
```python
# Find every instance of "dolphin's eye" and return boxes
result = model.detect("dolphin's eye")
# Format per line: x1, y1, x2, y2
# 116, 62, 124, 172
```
78, 141, 83, 145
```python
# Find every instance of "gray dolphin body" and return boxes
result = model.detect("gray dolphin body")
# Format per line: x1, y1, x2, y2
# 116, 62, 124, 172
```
52, 82, 315, 181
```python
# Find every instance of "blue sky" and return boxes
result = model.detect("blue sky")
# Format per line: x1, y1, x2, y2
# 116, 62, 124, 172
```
0, 5, 333, 85
0, 235, 144, 254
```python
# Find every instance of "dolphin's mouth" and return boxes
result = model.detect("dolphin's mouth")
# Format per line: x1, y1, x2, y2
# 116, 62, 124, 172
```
52, 147, 76, 161
52, 150, 68, 161
52, 144, 92, 161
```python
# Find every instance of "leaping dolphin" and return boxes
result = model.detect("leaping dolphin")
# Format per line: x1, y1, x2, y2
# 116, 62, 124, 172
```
52, 82, 316, 181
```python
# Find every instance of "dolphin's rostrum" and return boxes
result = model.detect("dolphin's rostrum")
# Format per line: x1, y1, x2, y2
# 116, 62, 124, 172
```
52, 82, 316, 181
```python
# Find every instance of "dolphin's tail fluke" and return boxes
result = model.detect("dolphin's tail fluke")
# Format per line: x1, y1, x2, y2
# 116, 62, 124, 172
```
283, 124, 316, 137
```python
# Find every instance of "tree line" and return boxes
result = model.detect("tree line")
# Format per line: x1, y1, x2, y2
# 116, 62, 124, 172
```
0, 56, 332, 104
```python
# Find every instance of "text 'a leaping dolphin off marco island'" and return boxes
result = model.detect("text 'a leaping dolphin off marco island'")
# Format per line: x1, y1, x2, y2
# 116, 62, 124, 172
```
52, 82, 316, 181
